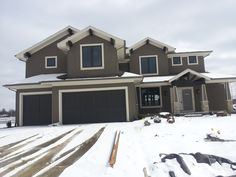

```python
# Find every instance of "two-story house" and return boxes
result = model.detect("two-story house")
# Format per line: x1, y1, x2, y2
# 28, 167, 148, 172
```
4, 26, 236, 126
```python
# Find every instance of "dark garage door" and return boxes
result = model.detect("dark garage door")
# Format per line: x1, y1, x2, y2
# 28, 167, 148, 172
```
23, 94, 52, 126
62, 90, 126, 124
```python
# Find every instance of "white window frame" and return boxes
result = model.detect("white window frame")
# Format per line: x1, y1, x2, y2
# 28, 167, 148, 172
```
171, 56, 182, 66
188, 56, 198, 65
45, 56, 57, 69
139, 86, 162, 108
80, 43, 104, 70
139, 55, 158, 75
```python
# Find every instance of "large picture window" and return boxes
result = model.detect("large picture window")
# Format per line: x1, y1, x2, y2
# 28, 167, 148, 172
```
139, 55, 158, 75
141, 87, 161, 107
80, 43, 104, 70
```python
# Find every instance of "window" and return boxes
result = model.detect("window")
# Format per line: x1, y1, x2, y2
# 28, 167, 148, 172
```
45, 56, 57, 68
188, 56, 198, 65
80, 43, 104, 70
139, 55, 158, 75
172, 57, 182, 66
140, 87, 161, 107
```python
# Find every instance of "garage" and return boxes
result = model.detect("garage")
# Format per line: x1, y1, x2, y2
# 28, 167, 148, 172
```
62, 89, 127, 124
23, 94, 52, 126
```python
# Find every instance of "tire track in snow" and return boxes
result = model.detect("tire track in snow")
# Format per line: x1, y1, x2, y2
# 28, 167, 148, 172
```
34, 127, 105, 177
8, 129, 83, 177
0, 128, 76, 169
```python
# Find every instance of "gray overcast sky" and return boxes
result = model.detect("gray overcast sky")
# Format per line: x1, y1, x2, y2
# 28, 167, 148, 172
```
1, 0, 236, 109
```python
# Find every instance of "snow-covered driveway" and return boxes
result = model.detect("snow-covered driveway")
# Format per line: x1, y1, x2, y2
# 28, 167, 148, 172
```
0, 115, 236, 177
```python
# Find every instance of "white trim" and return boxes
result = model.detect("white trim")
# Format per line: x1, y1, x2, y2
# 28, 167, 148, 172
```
19, 91, 52, 126
15, 26, 79, 61
139, 55, 159, 75
167, 51, 212, 58
139, 86, 162, 109
58, 86, 129, 124
80, 43, 104, 70
128, 37, 176, 53
187, 56, 198, 65
177, 87, 195, 112
45, 56, 57, 68
169, 69, 211, 83
171, 56, 183, 66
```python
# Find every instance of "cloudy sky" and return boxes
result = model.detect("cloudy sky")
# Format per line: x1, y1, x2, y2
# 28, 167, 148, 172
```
0, 0, 236, 109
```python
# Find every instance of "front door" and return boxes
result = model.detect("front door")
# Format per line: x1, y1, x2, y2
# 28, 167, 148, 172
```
178, 87, 195, 112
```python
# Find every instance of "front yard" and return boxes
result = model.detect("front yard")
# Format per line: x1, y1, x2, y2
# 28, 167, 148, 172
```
0, 115, 236, 177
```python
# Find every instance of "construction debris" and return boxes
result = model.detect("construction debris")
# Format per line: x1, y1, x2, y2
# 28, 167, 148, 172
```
144, 120, 151, 126
143, 167, 150, 177
109, 130, 121, 168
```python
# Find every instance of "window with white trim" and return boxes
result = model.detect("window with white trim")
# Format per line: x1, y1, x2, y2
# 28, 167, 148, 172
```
141, 87, 161, 107
139, 55, 158, 75
45, 56, 57, 68
80, 43, 104, 70
172, 57, 182, 66
188, 56, 198, 65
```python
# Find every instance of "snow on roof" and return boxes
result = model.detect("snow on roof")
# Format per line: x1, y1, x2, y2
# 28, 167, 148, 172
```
142, 75, 174, 83
167, 50, 212, 58
5, 72, 142, 87
201, 72, 236, 80
5, 73, 65, 86
15, 26, 79, 61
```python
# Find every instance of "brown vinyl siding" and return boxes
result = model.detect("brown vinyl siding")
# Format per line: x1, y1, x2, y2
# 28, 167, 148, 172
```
25, 35, 70, 78
129, 44, 169, 76
168, 56, 205, 75
67, 35, 119, 78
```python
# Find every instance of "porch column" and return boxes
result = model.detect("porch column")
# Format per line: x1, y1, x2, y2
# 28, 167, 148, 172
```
173, 86, 180, 114
201, 84, 209, 112
225, 82, 233, 113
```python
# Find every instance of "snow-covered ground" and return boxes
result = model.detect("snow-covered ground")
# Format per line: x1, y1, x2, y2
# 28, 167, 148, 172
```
0, 115, 236, 177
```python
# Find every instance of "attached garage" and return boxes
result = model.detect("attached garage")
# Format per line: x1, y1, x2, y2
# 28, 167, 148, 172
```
22, 93, 52, 126
60, 88, 128, 124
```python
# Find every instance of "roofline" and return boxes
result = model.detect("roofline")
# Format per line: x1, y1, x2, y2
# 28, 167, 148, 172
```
15, 26, 79, 61
168, 51, 213, 58
57, 26, 125, 52
4, 76, 143, 90
168, 69, 211, 83
127, 37, 176, 54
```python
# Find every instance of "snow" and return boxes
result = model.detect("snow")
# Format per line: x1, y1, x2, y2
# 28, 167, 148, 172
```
1, 115, 236, 177
201, 72, 236, 80
143, 75, 174, 83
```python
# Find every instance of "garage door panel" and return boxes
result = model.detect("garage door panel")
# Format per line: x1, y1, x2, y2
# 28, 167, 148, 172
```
62, 90, 126, 124
23, 94, 52, 126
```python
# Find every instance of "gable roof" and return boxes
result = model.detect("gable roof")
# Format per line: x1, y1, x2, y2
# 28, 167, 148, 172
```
128, 37, 176, 53
168, 68, 211, 83
57, 26, 125, 52
15, 26, 79, 61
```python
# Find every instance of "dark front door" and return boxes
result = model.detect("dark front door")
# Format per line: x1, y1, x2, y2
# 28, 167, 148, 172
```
62, 90, 126, 124
23, 94, 52, 126
182, 89, 194, 111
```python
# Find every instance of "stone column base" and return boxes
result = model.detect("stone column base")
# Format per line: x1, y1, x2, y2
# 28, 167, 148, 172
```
201, 101, 209, 112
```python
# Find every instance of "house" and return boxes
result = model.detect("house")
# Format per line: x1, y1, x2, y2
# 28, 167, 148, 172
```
4, 26, 236, 126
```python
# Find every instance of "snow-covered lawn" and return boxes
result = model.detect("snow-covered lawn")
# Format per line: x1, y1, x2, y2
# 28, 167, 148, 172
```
0, 115, 236, 177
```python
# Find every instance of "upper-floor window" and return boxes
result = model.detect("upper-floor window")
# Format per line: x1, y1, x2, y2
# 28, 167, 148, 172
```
45, 56, 57, 68
80, 43, 104, 70
172, 57, 182, 66
188, 56, 198, 65
139, 55, 158, 75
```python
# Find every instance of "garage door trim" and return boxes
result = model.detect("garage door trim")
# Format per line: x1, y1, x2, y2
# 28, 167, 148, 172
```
19, 91, 52, 126
58, 86, 129, 124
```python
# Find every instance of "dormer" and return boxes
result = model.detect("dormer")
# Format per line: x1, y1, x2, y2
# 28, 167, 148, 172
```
128, 37, 175, 76
57, 26, 126, 78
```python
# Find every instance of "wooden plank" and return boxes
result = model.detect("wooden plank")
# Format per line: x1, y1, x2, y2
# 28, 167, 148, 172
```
109, 130, 120, 167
